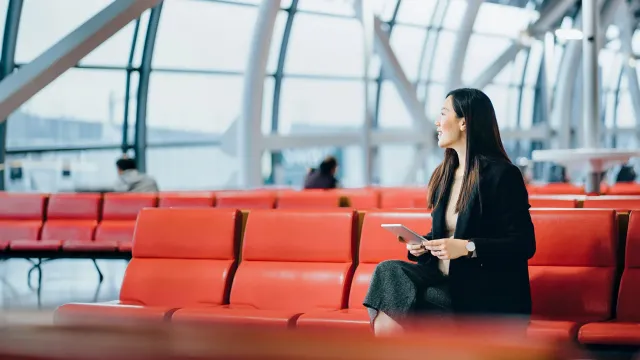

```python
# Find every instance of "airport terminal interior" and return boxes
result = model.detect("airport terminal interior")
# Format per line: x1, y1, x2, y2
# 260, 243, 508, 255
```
3, 0, 640, 358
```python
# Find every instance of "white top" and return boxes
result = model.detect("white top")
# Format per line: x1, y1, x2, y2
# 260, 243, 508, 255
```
440, 174, 463, 276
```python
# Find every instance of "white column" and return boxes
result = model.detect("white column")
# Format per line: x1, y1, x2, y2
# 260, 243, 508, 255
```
582, 0, 599, 149
239, 0, 280, 189
0, 0, 161, 121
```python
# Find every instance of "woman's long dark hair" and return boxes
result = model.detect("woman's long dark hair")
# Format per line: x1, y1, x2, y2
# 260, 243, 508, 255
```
427, 88, 510, 212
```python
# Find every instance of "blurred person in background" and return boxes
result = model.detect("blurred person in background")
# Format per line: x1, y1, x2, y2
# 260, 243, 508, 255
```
114, 157, 159, 193
303, 156, 339, 190
364, 88, 535, 336
616, 163, 637, 183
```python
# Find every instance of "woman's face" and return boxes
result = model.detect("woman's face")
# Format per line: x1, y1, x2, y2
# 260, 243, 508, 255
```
435, 96, 466, 149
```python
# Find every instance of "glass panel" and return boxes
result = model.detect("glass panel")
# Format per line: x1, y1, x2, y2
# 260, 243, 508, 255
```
389, 25, 426, 82
262, 77, 275, 135
462, 34, 512, 85
146, 72, 244, 143
378, 81, 412, 128
482, 84, 511, 129
132, 10, 151, 68
600, 50, 622, 90
0, 0, 8, 52
604, 89, 616, 129
396, 0, 438, 26
285, 13, 363, 76
377, 145, 416, 186
297, 0, 355, 16
147, 145, 238, 190
269, 146, 363, 188
442, 0, 467, 31
524, 39, 543, 86
429, 30, 456, 82
519, 86, 535, 129
616, 91, 635, 128
5, 149, 122, 193
474, 2, 538, 38
267, 11, 288, 74
278, 78, 364, 133
17, 0, 114, 63
79, 20, 136, 66
7, 68, 126, 149
425, 83, 446, 122
153, 1, 257, 71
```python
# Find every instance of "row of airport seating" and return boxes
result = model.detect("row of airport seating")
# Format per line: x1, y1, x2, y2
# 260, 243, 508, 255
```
528, 181, 640, 195
4, 191, 640, 255
55, 207, 640, 347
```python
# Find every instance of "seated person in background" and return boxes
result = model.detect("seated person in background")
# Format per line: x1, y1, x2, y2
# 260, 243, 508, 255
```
114, 158, 159, 193
304, 156, 339, 190
616, 163, 637, 183
548, 165, 568, 183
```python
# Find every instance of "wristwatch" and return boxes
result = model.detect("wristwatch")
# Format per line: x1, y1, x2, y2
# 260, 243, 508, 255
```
466, 240, 476, 258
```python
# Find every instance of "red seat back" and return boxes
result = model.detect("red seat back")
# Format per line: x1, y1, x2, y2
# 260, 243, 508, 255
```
215, 191, 276, 209
350, 210, 432, 309
158, 192, 215, 208
530, 183, 585, 195
606, 183, 640, 196
0, 193, 46, 241
583, 196, 640, 211
120, 208, 242, 307
338, 189, 379, 209
46, 194, 101, 221
529, 209, 617, 321
102, 194, 158, 221
276, 191, 341, 209
0, 193, 46, 220
528, 196, 579, 208
231, 210, 357, 311
616, 212, 640, 321
379, 189, 428, 209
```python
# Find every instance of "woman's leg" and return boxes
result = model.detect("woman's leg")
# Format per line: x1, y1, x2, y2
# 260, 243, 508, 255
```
363, 260, 440, 336
372, 310, 404, 336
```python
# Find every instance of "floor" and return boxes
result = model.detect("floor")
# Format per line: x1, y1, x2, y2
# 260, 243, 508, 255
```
0, 258, 127, 324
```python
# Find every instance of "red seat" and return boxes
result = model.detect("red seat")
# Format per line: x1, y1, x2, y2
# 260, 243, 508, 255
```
31, 194, 110, 252
55, 208, 242, 324
96, 193, 157, 252
0, 193, 46, 251
297, 210, 432, 330
606, 182, 640, 196
379, 188, 428, 209
530, 183, 585, 195
276, 191, 341, 209
527, 209, 618, 341
528, 195, 580, 208
158, 192, 215, 208
579, 212, 640, 345
583, 196, 640, 211
95, 221, 136, 252
215, 191, 276, 209
173, 209, 357, 328
338, 189, 379, 209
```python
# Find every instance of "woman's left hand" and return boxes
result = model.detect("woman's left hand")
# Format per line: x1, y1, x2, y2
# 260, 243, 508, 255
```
423, 238, 469, 260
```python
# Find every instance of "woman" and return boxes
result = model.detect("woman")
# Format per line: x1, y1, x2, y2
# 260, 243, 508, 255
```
304, 156, 339, 189
363, 88, 535, 335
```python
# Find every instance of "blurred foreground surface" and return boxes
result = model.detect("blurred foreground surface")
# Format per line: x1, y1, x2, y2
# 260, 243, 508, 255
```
0, 316, 583, 360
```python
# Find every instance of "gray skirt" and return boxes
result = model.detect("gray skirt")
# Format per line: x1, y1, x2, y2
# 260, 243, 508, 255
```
363, 260, 452, 324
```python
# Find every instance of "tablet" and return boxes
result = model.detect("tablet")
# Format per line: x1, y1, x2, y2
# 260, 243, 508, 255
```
380, 224, 425, 245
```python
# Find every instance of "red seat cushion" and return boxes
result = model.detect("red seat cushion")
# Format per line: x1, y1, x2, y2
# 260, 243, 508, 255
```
528, 196, 579, 208
583, 196, 640, 210
95, 221, 136, 252
10, 239, 61, 251
527, 319, 580, 341
62, 240, 118, 252
297, 309, 370, 330
55, 302, 177, 325
119, 241, 133, 252
0, 221, 41, 243
173, 306, 301, 328
579, 322, 640, 346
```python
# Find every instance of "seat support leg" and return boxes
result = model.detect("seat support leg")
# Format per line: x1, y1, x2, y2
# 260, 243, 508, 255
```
92, 259, 104, 283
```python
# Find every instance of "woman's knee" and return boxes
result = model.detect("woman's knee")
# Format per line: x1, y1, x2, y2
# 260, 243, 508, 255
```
375, 260, 406, 273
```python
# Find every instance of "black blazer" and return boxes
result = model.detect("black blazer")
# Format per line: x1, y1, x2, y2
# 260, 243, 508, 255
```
409, 157, 536, 317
